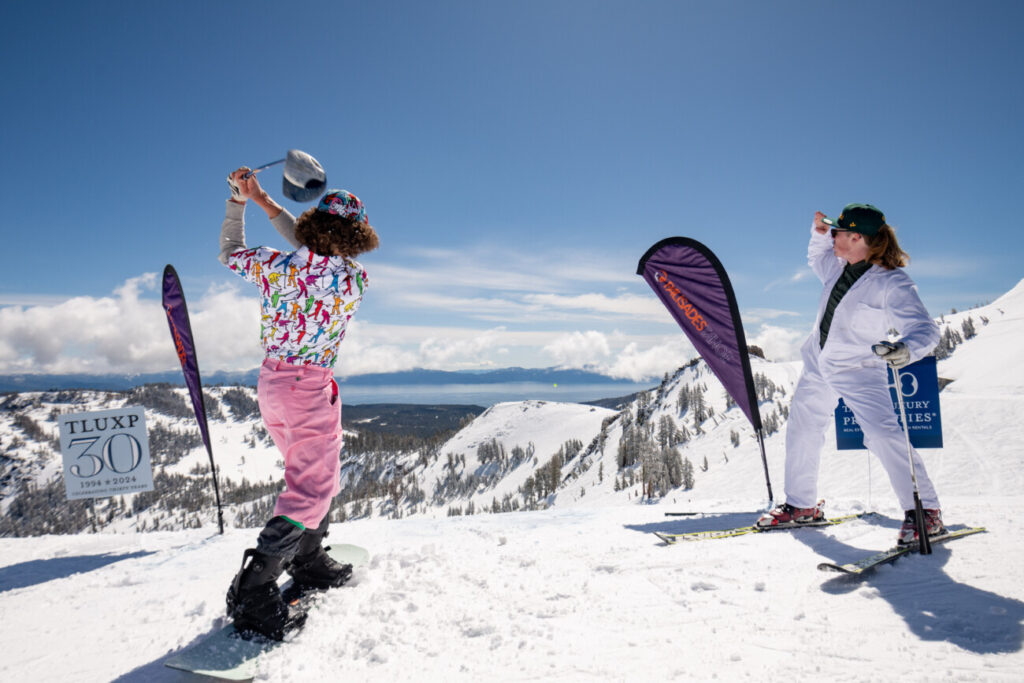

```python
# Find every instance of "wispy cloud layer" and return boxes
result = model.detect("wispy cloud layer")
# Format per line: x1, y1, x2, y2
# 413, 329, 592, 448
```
0, 261, 813, 378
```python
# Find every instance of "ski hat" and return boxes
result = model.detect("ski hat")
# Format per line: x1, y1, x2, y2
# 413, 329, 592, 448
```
317, 190, 368, 224
822, 203, 886, 236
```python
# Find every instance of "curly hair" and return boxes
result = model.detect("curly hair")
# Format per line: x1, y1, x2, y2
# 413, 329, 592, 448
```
865, 224, 909, 270
292, 208, 380, 258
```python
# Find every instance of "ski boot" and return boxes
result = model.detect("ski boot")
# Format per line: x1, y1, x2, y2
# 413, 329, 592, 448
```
755, 501, 825, 528
897, 508, 944, 546
287, 517, 353, 590
226, 549, 305, 641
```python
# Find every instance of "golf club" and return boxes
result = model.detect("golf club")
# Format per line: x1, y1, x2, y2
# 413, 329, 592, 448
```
228, 149, 327, 203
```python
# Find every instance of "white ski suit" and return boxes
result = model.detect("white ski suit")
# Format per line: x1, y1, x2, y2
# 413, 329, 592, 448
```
784, 226, 941, 511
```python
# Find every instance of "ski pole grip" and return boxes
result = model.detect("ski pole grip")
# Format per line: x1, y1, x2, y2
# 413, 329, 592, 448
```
872, 341, 897, 357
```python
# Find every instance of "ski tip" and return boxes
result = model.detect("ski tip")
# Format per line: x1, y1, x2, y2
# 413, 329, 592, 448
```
653, 532, 677, 545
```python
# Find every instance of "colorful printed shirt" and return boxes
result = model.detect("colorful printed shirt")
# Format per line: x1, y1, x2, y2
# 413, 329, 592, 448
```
220, 201, 368, 368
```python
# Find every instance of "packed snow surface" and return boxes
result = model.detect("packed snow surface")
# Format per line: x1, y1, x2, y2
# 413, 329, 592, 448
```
1, 499, 1021, 682
1, 281, 1023, 681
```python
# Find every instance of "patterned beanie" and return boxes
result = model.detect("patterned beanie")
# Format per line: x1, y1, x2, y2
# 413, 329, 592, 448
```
317, 190, 368, 224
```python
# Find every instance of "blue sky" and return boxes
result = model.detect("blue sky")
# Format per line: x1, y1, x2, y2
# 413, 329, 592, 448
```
1, 1, 1020, 379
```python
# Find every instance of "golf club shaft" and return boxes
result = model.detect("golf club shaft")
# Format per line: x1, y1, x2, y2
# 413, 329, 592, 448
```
243, 159, 286, 179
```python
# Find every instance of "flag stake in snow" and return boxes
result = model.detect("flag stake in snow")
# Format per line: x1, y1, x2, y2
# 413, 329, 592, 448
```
637, 237, 774, 506
162, 264, 225, 534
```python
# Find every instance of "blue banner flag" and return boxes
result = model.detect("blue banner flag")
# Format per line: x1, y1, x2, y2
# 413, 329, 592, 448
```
835, 355, 943, 450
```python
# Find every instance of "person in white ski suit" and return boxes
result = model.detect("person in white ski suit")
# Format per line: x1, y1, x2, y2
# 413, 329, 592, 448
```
759, 204, 942, 544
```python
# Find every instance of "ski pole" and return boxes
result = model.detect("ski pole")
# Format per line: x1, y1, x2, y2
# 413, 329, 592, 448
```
875, 343, 932, 555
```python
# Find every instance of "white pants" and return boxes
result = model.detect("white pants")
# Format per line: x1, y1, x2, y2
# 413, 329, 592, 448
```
784, 352, 940, 511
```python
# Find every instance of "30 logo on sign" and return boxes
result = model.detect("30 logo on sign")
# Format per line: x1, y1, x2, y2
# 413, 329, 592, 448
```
58, 406, 154, 500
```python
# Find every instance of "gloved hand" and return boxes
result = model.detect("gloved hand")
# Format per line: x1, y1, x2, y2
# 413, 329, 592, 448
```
226, 173, 245, 203
226, 167, 257, 203
872, 340, 911, 368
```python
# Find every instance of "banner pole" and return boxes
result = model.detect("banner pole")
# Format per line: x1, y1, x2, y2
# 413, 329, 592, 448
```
162, 265, 225, 534
637, 237, 775, 511
755, 428, 774, 508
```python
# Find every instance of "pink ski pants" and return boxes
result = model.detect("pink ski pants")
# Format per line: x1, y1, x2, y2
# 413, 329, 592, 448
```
257, 358, 342, 528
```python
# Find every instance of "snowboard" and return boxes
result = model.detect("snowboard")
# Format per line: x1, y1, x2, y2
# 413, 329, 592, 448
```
165, 544, 370, 681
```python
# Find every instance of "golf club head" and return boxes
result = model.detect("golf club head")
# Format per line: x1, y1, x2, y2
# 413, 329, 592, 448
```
282, 149, 327, 202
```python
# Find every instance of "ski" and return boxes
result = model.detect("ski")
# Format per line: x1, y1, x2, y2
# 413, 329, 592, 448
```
165, 544, 370, 681
817, 526, 986, 576
654, 512, 869, 544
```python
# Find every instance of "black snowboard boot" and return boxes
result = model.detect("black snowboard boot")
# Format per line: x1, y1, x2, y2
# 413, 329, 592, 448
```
287, 517, 353, 589
226, 549, 304, 641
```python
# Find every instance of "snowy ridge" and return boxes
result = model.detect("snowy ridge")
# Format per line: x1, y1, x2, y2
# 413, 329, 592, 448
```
3, 281, 1023, 530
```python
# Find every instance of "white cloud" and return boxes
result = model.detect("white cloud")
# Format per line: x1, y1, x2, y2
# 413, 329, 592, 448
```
0, 274, 175, 374
367, 245, 648, 325
539, 330, 696, 382
0, 275, 264, 375
602, 338, 694, 382
417, 329, 506, 369
333, 340, 419, 376
371, 246, 633, 298
748, 324, 807, 362
742, 308, 800, 324
542, 331, 612, 367
0, 273, 694, 381
765, 266, 814, 291
397, 292, 533, 319
524, 293, 666, 320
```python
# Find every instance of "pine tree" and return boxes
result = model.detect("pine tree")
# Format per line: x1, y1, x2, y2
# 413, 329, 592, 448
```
681, 457, 695, 490
962, 316, 977, 340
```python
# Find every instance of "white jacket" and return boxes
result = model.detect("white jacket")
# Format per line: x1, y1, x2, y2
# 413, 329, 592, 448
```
802, 226, 939, 376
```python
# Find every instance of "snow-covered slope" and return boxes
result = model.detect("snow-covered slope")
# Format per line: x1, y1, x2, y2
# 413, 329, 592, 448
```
0, 386, 295, 534
421, 400, 615, 509
1, 279, 1022, 681
936, 278, 1024, 395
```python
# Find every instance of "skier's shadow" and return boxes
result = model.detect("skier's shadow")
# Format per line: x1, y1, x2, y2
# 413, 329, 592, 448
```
798, 528, 1024, 654
623, 511, 763, 536
0, 551, 153, 593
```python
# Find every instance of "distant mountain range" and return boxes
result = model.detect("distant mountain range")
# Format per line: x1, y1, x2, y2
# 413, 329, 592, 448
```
0, 366, 648, 393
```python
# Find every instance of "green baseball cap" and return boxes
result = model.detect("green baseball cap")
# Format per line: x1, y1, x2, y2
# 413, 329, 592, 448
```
822, 203, 886, 236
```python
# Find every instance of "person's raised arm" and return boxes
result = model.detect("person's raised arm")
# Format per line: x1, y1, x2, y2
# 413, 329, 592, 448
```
222, 167, 301, 256
807, 210, 841, 282
219, 167, 255, 264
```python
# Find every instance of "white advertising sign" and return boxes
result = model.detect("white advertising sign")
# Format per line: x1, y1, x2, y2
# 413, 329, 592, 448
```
58, 406, 154, 500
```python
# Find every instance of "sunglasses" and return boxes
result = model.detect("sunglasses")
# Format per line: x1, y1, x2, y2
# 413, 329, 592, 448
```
830, 228, 848, 239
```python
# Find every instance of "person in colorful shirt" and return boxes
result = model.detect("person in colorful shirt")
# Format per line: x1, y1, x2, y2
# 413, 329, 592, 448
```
755, 204, 943, 546
219, 166, 379, 640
